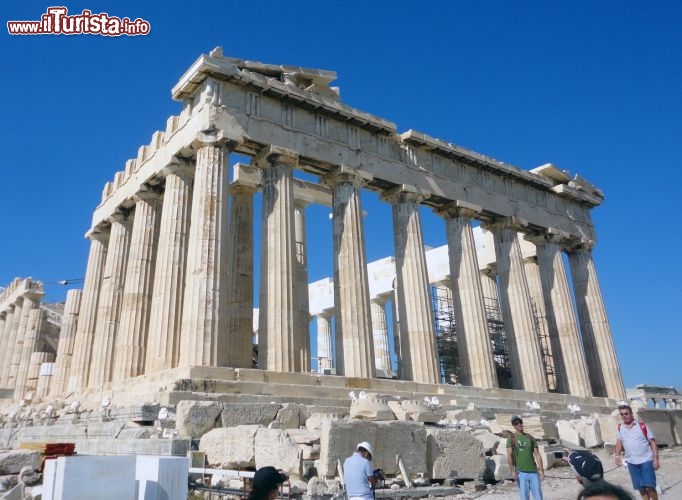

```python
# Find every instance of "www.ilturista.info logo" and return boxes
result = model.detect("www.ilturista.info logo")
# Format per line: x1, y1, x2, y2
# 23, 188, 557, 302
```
7, 7, 150, 36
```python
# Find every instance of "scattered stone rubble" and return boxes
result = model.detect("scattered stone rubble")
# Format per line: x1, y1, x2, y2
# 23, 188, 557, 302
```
0, 395, 680, 499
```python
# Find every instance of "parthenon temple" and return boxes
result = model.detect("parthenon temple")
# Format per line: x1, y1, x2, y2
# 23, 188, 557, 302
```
0, 48, 626, 407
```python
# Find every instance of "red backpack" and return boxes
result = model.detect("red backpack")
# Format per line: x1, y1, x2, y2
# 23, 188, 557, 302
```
618, 420, 648, 438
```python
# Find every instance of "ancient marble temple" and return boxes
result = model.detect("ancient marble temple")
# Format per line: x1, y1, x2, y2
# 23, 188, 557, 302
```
8, 48, 625, 402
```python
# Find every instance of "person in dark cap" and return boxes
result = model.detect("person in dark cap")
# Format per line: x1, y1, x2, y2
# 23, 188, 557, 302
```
577, 480, 634, 500
564, 448, 604, 487
248, 466, 288, 500
506, 416, 544, 499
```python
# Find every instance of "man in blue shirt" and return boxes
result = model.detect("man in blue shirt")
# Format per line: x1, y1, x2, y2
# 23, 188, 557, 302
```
343, 441, 377, 500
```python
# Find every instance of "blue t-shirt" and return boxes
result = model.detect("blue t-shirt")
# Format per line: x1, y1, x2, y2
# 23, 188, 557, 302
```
343, 452, 374, 499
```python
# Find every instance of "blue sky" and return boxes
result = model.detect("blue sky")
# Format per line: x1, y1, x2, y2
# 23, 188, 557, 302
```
2, 1, 681, 390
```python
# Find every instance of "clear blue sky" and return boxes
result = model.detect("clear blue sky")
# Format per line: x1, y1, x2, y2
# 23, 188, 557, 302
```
2, 1, 681, 390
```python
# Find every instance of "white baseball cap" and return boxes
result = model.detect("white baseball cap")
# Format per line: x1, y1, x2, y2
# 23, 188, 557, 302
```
357, 441, 373, 458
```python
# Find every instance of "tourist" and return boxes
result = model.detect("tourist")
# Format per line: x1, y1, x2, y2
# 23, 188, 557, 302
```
577, 480, 635, 500
343, 441, 378, 500
506, 415, 545, 499
565, 448, 604, 487
614, 404, 659, 500
247, 465, 288, 500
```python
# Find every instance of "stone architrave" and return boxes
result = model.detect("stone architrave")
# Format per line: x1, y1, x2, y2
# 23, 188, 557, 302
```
315, 311, 333, 370
568, 242, 625, 399
69, 229, 109, 391
51, 289, 82, 396
145, 163, 193, 372
440, 203, 497, 389
528, 232, 592, 397
179, 140, 230, 368
88, 211, 133, 388
486, 217, 547, 393
113, 191, 162, 382
294, 199, 311, 372
224, 181, 256, 369
14, 299, 44, 401
0, 305, 17, 387
370, 296, 391, 373
324, 166, 375, 378
256, 146, 298, 372
383, 186, 439, 384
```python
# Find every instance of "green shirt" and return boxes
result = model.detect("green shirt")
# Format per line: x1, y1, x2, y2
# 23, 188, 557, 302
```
506, 432, 538, 472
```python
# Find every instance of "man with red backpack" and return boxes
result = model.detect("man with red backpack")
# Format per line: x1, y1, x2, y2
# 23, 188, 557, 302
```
615, 404, 659, 500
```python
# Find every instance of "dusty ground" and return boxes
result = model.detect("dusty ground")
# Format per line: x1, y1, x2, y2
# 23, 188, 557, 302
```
462, 446, 682, 499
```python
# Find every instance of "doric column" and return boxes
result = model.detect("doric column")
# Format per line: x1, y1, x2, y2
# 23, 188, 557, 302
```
113, 190, 162, 382
527, 232, 592, 397
315, 311, 333, 371
69, 228, 109, 392
325, 166, 375, 378
383, 186, 439, 384
568, 241, 625, 399
27, 352, 54, 400
439, 203, 497, 388
145, 163, 193, 373
370, 296, 392, 373
223, 180, 256, 369
294, 199, 311, 372
485, 217, 547, 392
88, 211, 133, 388
257, 146, 298, 372
11, 293, 43, 397
5, 298, 24, 390
522, 255, 555, 391
51, 289, 82, 396
0, 306, 16, 387
179, 140, 230, 367
479, 265, 500, 304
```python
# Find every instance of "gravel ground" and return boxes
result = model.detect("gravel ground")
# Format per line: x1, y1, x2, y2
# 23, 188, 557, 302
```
459, 446, 682, 499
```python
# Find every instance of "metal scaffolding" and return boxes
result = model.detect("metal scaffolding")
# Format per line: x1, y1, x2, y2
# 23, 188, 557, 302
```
431, 285, 460, 384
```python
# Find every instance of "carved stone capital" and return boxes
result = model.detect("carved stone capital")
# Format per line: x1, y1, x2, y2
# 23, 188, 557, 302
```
133, 188, 162, 204
524, 228, 571, 247
435, 200, 483, 219
565, 237, 596, 253
86, 226, 111, 245
321, 164, 373, 188
161, 159, 194, 181
481, 215, 528, 233
381, 184, 426, 205
108, 209, 132, 226
254, 145, 299, 169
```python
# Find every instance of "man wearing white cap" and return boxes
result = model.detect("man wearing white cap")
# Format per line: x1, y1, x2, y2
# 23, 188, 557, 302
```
343, 441, 377, 500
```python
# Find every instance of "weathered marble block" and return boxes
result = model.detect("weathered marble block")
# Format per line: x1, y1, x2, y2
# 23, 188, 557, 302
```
425, 428, 486, 480
255, 428, 302, 477
221, 403, 281, 427
175, 400, 223, 438
199, 425, 259, 468
0, 451, 40, 475
318, 419, 426, 477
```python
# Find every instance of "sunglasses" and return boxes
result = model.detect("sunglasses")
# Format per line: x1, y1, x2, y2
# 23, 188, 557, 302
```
513, 422, 523, 426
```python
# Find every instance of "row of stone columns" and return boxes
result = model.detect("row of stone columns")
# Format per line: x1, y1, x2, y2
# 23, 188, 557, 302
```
53, 139, 624, 401
0, 279, 52, 401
